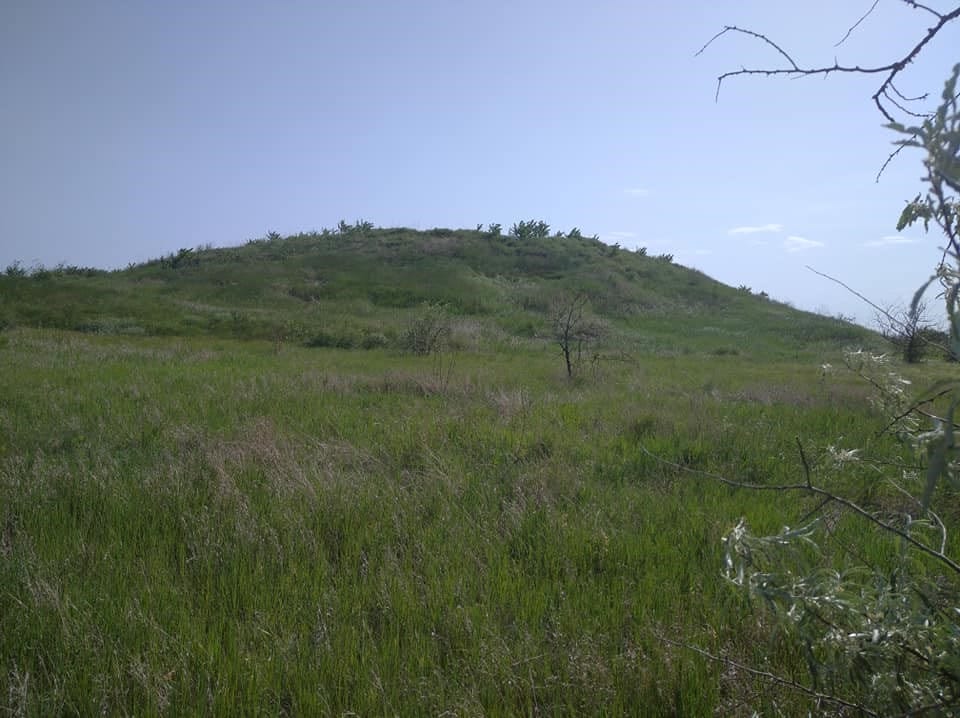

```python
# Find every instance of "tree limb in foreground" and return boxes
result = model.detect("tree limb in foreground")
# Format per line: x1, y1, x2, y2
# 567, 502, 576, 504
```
696, 2, 960, 123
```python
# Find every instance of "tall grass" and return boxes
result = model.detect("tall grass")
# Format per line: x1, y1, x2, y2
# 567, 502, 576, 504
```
0, 326, 915, 714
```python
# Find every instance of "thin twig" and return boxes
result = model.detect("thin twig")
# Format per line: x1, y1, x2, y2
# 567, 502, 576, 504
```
876, 142, 909, 182
835, 0, 881, 47
805, 265, 892, 318
902, 0, 945, 19
797, 437, 812, 487
886, 91, 934, 119
887, 478, 949, 553
696, 25, 801, 70
805, 265, 952, 358
889, 82, 928, 103
799, 495, 833, 524
638, 445, 960, 575
654, 632, 880, 716
878, 387, 954, 436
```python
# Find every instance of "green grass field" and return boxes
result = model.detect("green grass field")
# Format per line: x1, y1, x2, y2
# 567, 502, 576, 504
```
0, 228, 946, 714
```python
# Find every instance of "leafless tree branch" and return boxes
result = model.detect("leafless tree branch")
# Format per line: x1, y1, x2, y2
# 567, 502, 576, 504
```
902, 0, 946, 19
879, 386, 956, 436
835, 0, 881, 47
877, 140, 911, 181
874, 145, 906, 182
637, 444, 960, 575
886, 90, 934, 119
805, 265, 891, 319
696, 25, 801, 71
805, 265, 953, 360
698, 6, 960, 122
654, 632, 881, 716
889, 82, 929, 103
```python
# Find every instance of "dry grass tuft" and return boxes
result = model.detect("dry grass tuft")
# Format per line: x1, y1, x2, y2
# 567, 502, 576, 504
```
486, 387, 531, 421
203, 417, 375, 502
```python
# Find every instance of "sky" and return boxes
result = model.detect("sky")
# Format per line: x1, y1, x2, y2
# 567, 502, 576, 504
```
2, 1, 958, 325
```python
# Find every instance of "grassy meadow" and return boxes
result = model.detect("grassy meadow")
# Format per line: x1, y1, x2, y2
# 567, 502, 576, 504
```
0, 227, 941, 715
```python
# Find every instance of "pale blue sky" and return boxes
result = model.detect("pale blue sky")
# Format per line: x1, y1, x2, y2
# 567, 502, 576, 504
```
2, 1, 958, 324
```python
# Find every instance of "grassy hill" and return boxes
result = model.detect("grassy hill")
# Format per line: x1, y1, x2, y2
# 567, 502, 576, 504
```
4, 224, 930, 715
0, 224, 872, 359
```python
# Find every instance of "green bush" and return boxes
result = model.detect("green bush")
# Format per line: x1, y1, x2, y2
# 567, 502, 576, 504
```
4, 261, 26, 277
360, 332, 389, 350
510, 220, 550, 240
304, 330, 358, 350
402, 303, 449, 355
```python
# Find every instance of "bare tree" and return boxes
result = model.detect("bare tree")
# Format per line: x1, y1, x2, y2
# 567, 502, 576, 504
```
875, 299, 939, 362
549, 292, 604, 379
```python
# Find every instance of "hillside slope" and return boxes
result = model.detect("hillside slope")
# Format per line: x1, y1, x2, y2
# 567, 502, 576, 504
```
0, 225, 873, 358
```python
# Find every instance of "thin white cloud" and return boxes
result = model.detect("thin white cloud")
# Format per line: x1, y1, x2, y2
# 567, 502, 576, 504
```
728, 223, 784, 235
623, 188, 650, 197
784, 235, 824, 253
863, 235, 920, 247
